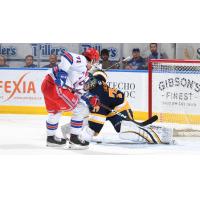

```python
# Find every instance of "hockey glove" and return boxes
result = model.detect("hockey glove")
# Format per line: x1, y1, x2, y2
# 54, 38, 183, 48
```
53, 67, 68, 87
89, 95, 100, 107
81, 93, 100, 108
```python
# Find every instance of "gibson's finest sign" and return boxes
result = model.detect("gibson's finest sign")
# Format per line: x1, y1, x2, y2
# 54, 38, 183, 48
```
153, 73, 200, 114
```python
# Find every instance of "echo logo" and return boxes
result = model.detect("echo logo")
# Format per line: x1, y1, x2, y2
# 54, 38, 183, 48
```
0, 72, 36, 102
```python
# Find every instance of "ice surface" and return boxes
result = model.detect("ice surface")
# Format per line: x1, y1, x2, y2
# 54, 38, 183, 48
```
0, 114, 200, 155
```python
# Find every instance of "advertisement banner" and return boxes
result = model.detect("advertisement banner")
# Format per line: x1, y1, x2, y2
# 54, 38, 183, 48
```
107, 71, 148, 111
0, 69, 49, 106
0, 43, 80, 67
1, 69, 200, 122
152, 71, 200, 115
5, 43, 200, 68
79, 43, 121, 61
0, 69, 149, 117
0, 43, 122, 67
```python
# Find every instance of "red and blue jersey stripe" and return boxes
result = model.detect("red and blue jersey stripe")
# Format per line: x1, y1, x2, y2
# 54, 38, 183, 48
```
71, 119, 83, 128
61, 50, 73, 65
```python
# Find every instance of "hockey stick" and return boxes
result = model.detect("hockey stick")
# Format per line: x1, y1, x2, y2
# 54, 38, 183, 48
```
100, 103, 158, 127
103, 56, 131, 71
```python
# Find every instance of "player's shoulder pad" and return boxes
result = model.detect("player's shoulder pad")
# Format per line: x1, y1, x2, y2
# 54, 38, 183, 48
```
61, 50, 74, 65
66, 51, 86, 64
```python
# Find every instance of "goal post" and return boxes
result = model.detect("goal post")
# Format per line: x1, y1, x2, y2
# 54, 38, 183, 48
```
148, 59, 200, 136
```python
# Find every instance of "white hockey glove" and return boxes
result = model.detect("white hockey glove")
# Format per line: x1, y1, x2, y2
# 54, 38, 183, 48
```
89, 63, 102, 74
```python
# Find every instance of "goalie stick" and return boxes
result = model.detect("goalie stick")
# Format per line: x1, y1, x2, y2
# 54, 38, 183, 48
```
100, 103, 158, 127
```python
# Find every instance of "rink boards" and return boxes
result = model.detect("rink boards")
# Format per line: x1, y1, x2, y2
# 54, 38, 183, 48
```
0, 68, 200, 123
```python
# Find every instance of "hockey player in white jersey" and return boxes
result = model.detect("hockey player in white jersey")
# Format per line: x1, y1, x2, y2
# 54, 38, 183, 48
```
41, 48, 100, 147
63, 49, 102, 149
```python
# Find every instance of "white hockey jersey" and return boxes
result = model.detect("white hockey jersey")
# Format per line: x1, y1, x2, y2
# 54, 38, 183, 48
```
50, 50, 89, 95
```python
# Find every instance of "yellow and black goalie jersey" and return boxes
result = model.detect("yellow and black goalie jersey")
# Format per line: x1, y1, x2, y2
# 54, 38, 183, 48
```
90, 79, 124, 110
86, 71, 134, 134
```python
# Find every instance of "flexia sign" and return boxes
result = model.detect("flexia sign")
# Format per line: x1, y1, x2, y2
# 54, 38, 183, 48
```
0, 73, 36, 102
0, 70, 47, 106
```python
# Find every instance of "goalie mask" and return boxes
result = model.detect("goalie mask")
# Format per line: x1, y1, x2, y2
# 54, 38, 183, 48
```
93, 70, 108, 82
84, 74, 98, 91
84, 70, 108, 91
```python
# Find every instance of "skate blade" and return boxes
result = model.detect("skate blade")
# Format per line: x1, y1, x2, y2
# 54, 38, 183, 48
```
64, 142, 89, 150
46, 142, 66, 147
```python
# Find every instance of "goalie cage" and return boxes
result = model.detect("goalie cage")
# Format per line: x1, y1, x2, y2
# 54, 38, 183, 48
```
148, 59, 200, 136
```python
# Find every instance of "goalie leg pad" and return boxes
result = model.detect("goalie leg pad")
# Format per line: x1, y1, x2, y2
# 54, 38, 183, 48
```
119, 132, 147, 144
148, 125, 173, 144
120, 121, 152, 143
120, 121, 173, 144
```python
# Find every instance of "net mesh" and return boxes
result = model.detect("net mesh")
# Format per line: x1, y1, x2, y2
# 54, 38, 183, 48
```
150, 60, 200, 136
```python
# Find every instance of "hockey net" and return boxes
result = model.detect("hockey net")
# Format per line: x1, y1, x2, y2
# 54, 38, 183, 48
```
148, 59, 200, 136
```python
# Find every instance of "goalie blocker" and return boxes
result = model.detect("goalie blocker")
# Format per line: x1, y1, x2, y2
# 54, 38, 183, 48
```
62, 70, 174, 148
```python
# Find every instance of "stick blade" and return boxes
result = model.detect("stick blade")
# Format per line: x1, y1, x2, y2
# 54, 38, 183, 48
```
132, 115, 158, 126
141, 115, 158, 126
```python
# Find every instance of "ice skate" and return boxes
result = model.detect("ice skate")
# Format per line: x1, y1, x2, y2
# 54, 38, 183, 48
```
64, 134, 89, 150
46, 135, 66, 147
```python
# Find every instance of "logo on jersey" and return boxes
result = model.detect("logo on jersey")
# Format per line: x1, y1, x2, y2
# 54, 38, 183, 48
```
0, 73, 36, 102
76, 56, 81, 63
